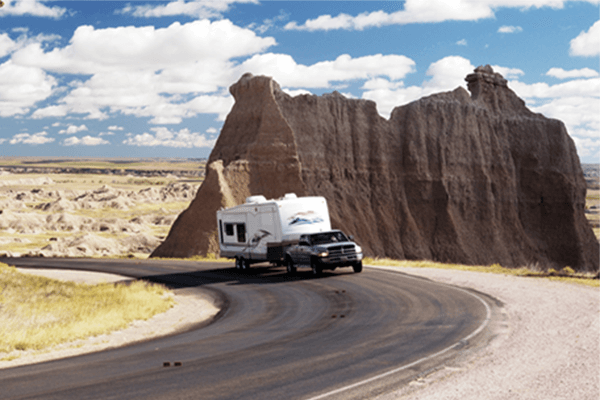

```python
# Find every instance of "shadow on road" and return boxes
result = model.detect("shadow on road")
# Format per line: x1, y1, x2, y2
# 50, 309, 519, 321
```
0, 257, 357, 291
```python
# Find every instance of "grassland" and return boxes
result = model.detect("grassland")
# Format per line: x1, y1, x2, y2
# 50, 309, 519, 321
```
586, 188, 600, 239
0, 263, 174, 358
0, 157, 206, 172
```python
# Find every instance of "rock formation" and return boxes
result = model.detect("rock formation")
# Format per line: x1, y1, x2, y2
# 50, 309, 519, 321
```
151, 65, 599, 272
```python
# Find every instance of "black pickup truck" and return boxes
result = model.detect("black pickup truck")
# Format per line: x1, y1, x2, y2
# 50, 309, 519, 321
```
284, 230, 363, 275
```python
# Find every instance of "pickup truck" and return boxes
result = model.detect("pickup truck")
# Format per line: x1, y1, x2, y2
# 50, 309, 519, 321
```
284, 230, 363, 275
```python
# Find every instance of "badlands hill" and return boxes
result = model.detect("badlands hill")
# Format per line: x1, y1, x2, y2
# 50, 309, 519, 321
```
152, 65, 598, 272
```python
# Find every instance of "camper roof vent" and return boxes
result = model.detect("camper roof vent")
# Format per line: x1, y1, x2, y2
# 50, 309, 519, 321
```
246, 195, 267, 204
283, 193, 297, 200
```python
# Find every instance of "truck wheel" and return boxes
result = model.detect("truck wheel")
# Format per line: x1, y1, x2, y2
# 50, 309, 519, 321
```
311, 258, 322, 276
353, 261, 363, 273
286, 258, 296, 274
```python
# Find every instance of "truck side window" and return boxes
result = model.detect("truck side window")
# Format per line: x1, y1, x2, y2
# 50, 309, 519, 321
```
237, 223, 246, 243
225, 223, 234, 236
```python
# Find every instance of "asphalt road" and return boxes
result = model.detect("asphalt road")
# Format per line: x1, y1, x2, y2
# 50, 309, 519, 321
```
0, 258, 495, 400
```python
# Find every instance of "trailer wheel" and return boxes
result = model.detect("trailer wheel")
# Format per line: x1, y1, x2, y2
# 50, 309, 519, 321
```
311, 258, 322, 276
286, 258, 296, 274
235, 257, 241, 270
352, 261, 363, 273
240, 257, 249, 270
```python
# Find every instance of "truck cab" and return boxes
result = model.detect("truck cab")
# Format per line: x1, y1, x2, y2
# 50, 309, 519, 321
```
285, 230, 363, 275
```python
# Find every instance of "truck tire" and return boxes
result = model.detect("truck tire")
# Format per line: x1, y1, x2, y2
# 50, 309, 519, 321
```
311, 258, 322, 276
353, 261, 363, 273
286, 257, 296, 274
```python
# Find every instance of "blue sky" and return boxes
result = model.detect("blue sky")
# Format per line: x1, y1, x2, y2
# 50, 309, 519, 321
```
0, 1, 598, 163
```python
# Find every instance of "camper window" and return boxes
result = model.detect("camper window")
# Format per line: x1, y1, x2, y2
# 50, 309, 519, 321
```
225, 223, 234, 236
236, 223, 246, 243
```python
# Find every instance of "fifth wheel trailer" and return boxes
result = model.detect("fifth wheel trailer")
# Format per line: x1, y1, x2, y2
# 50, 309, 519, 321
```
217, 193, 331, 269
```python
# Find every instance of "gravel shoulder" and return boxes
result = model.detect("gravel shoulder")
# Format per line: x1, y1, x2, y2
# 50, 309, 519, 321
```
0, 268, 219, 370
372, 266, 599, 400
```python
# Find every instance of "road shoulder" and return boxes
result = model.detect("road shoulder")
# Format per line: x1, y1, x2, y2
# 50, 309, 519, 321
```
370, 266, 599, 400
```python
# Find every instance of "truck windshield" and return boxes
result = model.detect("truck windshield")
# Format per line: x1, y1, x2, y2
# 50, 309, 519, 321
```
310, 231, 348, 245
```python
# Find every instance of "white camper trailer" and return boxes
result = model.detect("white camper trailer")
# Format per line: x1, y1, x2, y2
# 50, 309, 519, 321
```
217, 193, 331, 269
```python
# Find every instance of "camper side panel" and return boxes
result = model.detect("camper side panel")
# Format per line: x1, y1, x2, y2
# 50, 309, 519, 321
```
217, 209, 248, 259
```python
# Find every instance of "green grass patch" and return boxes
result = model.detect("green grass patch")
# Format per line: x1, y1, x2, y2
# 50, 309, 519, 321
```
363, 258, 599, 287
0, 263, 174, 354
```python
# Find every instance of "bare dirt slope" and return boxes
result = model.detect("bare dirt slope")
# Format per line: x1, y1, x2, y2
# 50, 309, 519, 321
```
0, 172, 198, 258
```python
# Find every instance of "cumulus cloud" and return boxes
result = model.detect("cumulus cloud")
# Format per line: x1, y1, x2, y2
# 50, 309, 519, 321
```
284, 0, 580, 31
62, 136, 110, 146
491, 65, 525, 80
456, 39, 468, 46
570, 20, 600, 57
0, 0, 67, 18
509, 76, 600, 159
108, 125, 124, 131
11, 20, 274, 123
0, 33, 17, 58
9, 131, 54, 145
0, 61, 57, 117
237, 53, 416, 88
361, 56, 475, 118
58, 124, 88, 135
123, 127, 216, 148
546, 67, 599, 79
498, 25, 523, 33
118, 0, 257, 19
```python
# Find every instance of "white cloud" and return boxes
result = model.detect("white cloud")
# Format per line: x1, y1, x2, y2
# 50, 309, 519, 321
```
0, 0, 67, 19
456, 39, 468, 46
509, 76, 600, 159
491, 65, 525, 79
12, 20, 274, 122
108, 125, 124, 131
546, 67, 599, 79
13, 20, 275, 76
123, 127, 217, 148
498, 25, 523, 33
58, 124, 88, 135
570, 20, 600, 57
250, 10, 290, 34
284, 0, 581, 31
118, 0, 257, 19
282, 88, 313, 97
62, 136, 110, 146
0, 33, 17, 58
0, 61, 57, 117
9, 131, 54, 145
237, 53, 416, 88
361, 56, 475, 118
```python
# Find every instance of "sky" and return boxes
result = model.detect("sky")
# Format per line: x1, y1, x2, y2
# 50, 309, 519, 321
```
0, 1, 598, 163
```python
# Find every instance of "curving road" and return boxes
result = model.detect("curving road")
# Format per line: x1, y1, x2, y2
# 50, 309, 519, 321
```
0, 258, 495, 400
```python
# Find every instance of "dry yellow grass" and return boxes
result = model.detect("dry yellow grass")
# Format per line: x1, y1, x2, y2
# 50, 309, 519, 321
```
0, 263, 174, 355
